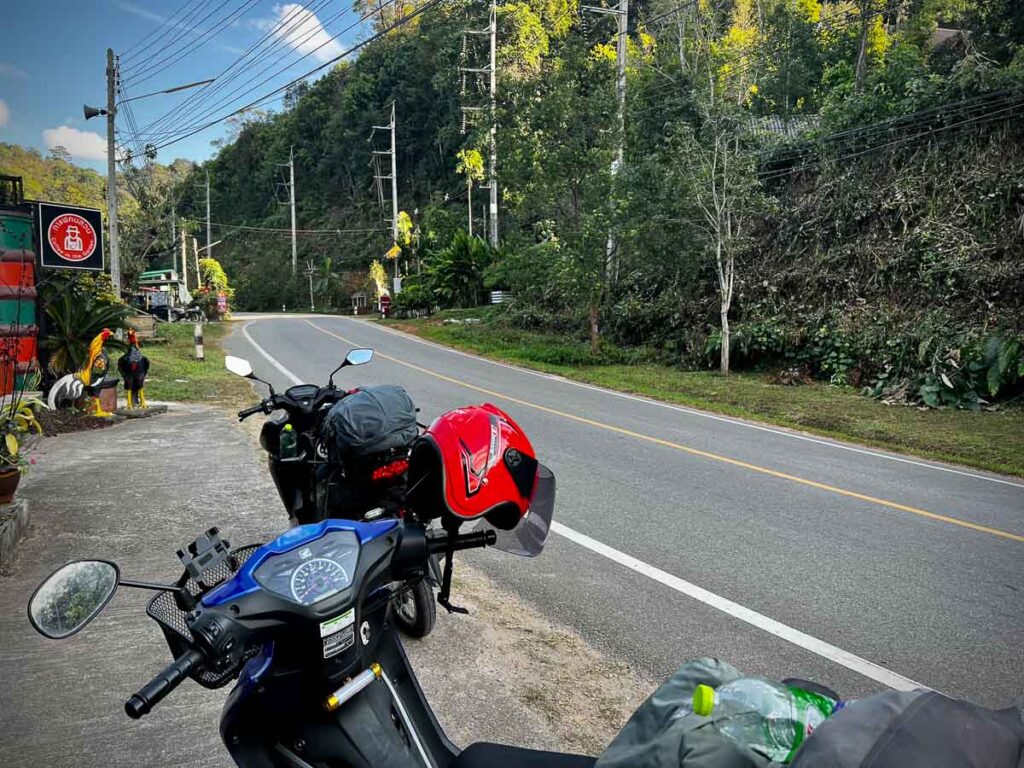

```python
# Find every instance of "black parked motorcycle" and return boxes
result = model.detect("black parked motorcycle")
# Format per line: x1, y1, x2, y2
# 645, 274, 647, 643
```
225, 349, 437, 638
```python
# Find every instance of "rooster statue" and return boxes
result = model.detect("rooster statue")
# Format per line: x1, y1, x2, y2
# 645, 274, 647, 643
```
47, 328, 115, 417
118, 329, 150, 409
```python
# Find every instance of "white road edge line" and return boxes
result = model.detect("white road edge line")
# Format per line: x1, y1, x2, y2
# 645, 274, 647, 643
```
551, 521, 928, 692
243, 317, 930, 692
241, 322, 303, 384
354, 318, 1024, 490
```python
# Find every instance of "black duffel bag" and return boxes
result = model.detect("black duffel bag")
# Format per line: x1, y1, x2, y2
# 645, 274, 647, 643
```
791, 689, 1024, 768
323, 385, 418, 458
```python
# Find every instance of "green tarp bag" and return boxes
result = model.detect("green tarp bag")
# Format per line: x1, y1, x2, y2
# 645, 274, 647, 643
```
596, 658, 770, 768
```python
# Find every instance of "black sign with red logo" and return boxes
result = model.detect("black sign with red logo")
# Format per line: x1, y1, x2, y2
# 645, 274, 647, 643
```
38, 202, 105, 271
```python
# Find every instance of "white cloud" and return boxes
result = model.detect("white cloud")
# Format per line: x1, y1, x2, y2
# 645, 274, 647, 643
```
0, 100, 9, 127
42, 125, 107, 161
0, 63, 28, 80
269, 4, 343, 63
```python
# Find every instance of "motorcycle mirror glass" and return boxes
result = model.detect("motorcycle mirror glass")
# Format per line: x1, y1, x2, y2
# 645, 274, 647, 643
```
345, 348, 374, 367
28, 560, 119, 639
225, 355, 254, 378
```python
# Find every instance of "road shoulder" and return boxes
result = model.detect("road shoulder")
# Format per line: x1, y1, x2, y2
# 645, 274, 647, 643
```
0, 401, 652, 766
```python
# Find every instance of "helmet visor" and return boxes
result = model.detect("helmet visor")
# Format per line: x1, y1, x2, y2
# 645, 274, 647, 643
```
471, 463, 555, 557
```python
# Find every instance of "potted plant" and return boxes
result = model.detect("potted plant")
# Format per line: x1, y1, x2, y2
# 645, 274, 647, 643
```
0, 397, 44, 504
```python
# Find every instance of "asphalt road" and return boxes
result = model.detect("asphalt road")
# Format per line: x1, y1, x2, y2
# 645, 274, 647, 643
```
227, 313, 1024, 708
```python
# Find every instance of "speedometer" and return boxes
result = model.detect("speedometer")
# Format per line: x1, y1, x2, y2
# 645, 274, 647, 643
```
290, 558, 348, 604
252, 529, 360, 605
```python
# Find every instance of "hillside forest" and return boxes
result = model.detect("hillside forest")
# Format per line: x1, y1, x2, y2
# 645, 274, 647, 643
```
7, 0, 1024, 409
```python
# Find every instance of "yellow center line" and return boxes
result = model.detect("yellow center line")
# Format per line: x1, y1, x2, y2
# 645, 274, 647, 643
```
305, 319, 1024, 544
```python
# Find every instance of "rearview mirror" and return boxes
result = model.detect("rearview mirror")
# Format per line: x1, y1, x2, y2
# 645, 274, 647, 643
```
28, 560, 119, 639
225, 355, 254, 378
345, 349, 373, 367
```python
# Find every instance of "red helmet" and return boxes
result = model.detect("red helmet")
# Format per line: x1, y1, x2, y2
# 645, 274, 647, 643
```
407, 404, 555, 556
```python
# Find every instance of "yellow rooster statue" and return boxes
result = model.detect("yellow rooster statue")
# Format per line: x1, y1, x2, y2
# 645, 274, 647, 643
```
47, 328, 115, 417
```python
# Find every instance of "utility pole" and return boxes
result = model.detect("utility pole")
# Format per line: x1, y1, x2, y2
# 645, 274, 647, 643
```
488, 0, 498, 247
389, 106, 398, 250
180, 229, 188, 293
461, 4, 499, 247
106, 48, 121, 298
205, 168, 212, 262
289, 146, 297, 275
583, 0, 628, 282
170, 208, 177, 276
305, 260, 316, 311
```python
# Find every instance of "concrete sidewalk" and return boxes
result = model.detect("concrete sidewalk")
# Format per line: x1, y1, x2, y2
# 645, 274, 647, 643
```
0, 405, 648, 767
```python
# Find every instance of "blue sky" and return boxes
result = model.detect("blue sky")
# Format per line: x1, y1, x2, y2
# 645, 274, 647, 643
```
0, 1, 365, 173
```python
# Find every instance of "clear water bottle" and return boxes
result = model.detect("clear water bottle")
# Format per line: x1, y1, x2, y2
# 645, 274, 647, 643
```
279, 423, 298, 459
692, 678, 842, 763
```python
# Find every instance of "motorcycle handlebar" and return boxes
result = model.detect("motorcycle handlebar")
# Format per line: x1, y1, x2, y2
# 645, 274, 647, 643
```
237, 402, 267, 421
427, 529, 496, 555
124, 648, 204, 719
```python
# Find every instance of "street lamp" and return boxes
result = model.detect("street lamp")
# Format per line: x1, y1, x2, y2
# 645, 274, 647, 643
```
83, 51, 214, 300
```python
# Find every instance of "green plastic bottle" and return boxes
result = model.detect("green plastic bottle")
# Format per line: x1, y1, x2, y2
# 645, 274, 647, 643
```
692, 678, 843, 763
279, 423, 298, 459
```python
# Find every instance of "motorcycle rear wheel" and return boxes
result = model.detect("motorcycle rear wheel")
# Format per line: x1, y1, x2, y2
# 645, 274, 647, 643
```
393, 579, 436, 638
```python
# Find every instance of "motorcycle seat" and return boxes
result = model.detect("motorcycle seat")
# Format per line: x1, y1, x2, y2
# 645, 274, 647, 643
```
453, 743, 596, 768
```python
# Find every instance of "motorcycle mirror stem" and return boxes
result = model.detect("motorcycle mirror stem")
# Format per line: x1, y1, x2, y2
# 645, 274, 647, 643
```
328, 348, 373, 387
119, 578, 197, 611
225, 356, 275, 396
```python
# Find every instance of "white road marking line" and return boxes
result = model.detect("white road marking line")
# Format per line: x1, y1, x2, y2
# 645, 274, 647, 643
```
243, 316, 931, 691
241, 322, 303, 384
552, 521, 928, 692
353, 317, 1024, 490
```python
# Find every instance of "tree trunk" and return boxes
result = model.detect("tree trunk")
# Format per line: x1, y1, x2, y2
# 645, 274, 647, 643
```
589, 304, 600, 355
467, 183, 473, 236
720, 306, 730, 375
855, 0, 870, 92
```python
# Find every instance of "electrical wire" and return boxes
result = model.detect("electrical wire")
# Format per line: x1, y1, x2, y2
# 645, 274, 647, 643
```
134, 0, 333, 142
148, 0, 449, 152
122, 0, 264, 88
119, 0, 206, 63
121, 0, 233, 79
757, 89, 1023, 163
196, 219, 389, 234
757, 96, 1024, 183
121, 0, 247, 78
138, 0, 399, 141
138, 0, 351, 142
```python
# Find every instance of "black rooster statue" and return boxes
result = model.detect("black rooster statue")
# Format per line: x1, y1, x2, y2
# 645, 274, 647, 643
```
118, 329, 150, 409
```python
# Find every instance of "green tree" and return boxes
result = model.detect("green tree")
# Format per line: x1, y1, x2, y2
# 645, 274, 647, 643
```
455, 148, 485, 236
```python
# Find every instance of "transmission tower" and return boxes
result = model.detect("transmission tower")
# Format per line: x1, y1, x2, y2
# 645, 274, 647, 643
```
370, 103, 400, 286
582, 0, 627, 282
460, 0, 498, 247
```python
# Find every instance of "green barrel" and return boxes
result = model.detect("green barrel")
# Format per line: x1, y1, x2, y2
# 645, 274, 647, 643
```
0, 211, 33, 251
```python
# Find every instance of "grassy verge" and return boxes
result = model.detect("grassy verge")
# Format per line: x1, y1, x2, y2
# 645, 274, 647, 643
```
143, 322, 252, 409
385, 314, 1024, 477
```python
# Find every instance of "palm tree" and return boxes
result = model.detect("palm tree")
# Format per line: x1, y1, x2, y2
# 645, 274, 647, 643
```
455, 149, 485, 237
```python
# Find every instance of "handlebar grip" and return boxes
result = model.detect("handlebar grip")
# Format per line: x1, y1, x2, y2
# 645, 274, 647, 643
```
427, 529, 496, 555
237, 403, 264, 421
124, 648, 204, 719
